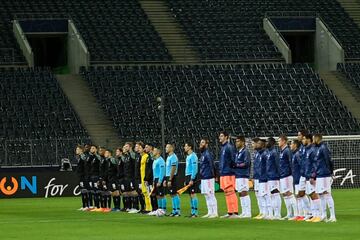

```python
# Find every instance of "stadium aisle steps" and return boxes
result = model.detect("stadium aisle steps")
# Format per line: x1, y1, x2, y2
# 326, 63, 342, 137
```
338, 0, 360, 27
319, 71, 360, 122
56, 74, 120, 149
139, 0, 200, 63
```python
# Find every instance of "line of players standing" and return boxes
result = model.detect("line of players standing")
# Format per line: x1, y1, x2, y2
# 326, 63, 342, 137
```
74, 129, 336, 221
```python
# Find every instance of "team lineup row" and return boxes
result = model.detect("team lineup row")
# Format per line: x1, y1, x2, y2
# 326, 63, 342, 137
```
74, 130, 336, 221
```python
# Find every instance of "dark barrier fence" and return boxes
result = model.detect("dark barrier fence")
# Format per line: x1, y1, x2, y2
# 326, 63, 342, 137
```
0, 159, 359, 198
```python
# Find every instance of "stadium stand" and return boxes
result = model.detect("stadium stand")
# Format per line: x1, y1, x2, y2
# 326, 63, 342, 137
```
0, 67, 89, 166
0, 0, 171, 64
167, 0, 360, 61
82, 64, 360, 156
337, 63, 360, 92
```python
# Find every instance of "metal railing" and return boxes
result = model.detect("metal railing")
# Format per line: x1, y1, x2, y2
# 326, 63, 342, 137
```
0, 138, 90, 167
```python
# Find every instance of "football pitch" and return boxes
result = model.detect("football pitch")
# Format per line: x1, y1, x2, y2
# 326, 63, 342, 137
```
1, 189, 360, 240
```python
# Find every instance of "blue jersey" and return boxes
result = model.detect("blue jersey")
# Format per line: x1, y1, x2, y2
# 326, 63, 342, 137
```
219, 142, 236, 176
185, 152, 198, 180
234, 147, 251, 178
291, 149, 301, 185
253, 150, 261, 180
258, 149, 268, 183
152, 156, 165, 182
165, 153, 178, 177
199, 149, 215, 180
303, 144, 317, 180
314, 142, 332, 178
266, 147, 280, 181
299, 143, 307, 178
279, 146, 292, 178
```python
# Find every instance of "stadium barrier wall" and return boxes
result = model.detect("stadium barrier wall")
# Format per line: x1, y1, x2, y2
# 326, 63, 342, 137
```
263, 18, 292, 63
68, 20, 90, 74
315, 18, 344, 71
13, 20, 34, 67
0, 158, 358, 198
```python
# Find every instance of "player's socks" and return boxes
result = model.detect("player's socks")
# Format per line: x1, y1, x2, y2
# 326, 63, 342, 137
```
162, 198, 167, 212
107, 193, 112, 209
320, 194, 327, 219
171, 196, 176, 214
81, 191, 88, 208
265, 195, 273, 218
325, 193, 336, 219
88, 191, 94, 207
151, 195, 158, 211
122, 196, 127, 210
113, 196, 119, 209
94, 191, 101, 208
297, 198, 304, 216
255, 192, 262, 215
193, 197, 198, 215
312, 199, 321, 218
289, 195, 298, 217
243, 195, 251, 216
271, 193, 282, 218
174, 195, 181, 214
139, 195, 145, 211
301, 196, 311, 216
210, 194, 218, 216
190, 198, 195, 215
283, 196, 292, 217
133, 196, 139, 210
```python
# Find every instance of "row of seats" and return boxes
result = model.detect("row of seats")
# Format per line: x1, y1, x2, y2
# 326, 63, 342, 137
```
0, 67, 89, 166
337, 63, 360, 92
82, 63, 360, 158
167, 0, 360, 61
0, 0, 171, 64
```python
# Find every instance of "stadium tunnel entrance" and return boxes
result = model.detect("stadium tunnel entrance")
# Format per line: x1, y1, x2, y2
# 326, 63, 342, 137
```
13, 18, 89, 73
264, 15, 344, 71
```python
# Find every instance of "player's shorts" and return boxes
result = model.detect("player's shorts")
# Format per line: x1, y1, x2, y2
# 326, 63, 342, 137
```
108, 178, 119, 192
120, 178, 135, 192
220, 175, 235, 191
315, 177, 332, 194
258, 182, 269, 197
306, 180, 316, 195
185, 175, 198, 194
166, 176, 178, 195
201, 178, 215, 194
90, 176, 100, 190
154, 178, 165, 197
298, 176, 306, 192
235, 178, 249, 192
79, 175, 89, 190
268, 180, 280, 192
254, 179, 259, 191
280, 176, 294, 194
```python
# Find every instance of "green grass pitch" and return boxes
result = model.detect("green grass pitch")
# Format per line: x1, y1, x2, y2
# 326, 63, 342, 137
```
1, 189, 360, 240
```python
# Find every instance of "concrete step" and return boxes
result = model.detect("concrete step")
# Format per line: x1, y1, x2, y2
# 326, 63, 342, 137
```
319, 71, 360, 122
57, 74, 121, 149
139, 0, 199, 63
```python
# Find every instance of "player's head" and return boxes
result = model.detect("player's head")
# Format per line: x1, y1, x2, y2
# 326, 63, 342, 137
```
252, 137, 260, 150
115, 147, 123, 157
90, 145, 98, 154
75, 145, 84, 155
199, 138, 209, 151
165, 143, 175, 154
219, 131, 229, 144
313, 134, 323, 145
266, 137, 276, 148
297, 129, 308, 141
258, 139, 266, 149
145, 143, 154, 154
278, 134, 288, 148
290, 139, 301, 151
135, 141, 145, 154
99, 147, 106, 156
235, 135, 246, 149
84, 144, 90, 153
152, 147, 162, 158
184, 142, 193, 154
303, 134, 313, 146
123, 142, 133, 153
104, 149, 112, 158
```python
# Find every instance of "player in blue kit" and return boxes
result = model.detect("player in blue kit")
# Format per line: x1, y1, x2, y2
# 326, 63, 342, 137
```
152, 147, 166, 217
184, 142, 199, 218
199, 138, 218, 218
164, 143, 181, 217
313, 134, 336, 222
278, 135, 298, 220
266, 137, 282, 220
234, 136, 252, 218
251, 137, 263, 218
